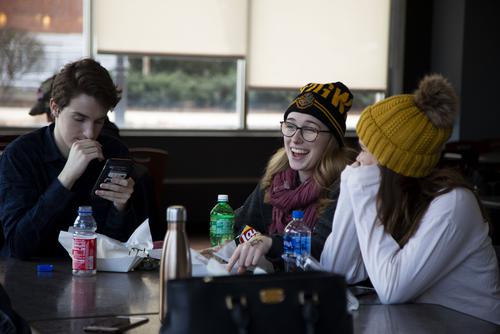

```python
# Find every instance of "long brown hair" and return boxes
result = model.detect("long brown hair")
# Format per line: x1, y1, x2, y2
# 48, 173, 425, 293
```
261, 136, 354, 216
377, 166, 487, 247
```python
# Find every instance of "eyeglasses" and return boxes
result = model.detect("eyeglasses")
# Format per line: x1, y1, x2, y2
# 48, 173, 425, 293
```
280, 121, 331, 142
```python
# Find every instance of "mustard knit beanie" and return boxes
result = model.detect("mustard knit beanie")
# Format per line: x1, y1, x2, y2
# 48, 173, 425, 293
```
356, 74, 459, 177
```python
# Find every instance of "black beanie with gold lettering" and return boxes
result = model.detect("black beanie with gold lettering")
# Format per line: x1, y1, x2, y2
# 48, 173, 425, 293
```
284, 82, 353, 146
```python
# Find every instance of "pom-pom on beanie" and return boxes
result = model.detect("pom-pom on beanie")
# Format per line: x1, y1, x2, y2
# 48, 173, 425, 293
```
356, 74, 458, 177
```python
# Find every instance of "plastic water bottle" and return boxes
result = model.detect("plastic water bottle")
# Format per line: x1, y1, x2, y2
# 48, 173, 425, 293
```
160, 205, 191, 323
72, 206, 97, 276
297, 254, 323, 271
282, 210, 311, 272
209, 194, 235, 246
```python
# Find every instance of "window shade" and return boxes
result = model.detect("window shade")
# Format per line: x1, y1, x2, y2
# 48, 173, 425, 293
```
247, 0, 390, 90
94, 0, 247, 57
94, 0, 389, 90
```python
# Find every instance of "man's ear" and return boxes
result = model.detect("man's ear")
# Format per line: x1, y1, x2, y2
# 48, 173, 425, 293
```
49, 99, 59, 118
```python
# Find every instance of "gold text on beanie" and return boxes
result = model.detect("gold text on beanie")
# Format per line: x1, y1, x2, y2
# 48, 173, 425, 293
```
300, 83, 353, 115
284, 82, 353, 146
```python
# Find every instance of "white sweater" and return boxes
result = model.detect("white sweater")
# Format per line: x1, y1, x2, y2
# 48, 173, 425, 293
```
321, 165, 500, 325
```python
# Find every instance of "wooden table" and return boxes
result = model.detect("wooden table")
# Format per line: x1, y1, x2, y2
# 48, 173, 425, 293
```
0, 257, 158, 333
1, 257, 498, 333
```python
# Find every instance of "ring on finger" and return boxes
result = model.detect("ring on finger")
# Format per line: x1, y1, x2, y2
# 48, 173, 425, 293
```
249, 238, 263, 247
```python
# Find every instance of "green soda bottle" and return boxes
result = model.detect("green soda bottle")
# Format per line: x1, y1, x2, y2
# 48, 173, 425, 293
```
209, 194, 235, 246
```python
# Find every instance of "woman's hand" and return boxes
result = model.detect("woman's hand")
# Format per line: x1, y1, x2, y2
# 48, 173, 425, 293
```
227, 235, 272, 274
95, 177, 135, 211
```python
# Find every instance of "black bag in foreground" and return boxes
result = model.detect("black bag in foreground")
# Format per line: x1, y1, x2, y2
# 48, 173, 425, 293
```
160, 271, 352, 334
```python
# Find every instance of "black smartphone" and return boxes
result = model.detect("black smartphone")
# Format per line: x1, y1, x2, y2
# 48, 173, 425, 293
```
91, 158, 133, 198
83, 316, 148, 333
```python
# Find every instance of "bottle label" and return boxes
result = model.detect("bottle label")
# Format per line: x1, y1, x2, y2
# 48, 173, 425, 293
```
210, 218, 234, 246
283, 234, 311, 258
72, 237, 96, 271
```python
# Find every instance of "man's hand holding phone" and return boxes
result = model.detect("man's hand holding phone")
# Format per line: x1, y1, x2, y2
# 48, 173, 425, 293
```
92, 158, 134, 212
95, 176, 135, 211
58, 139, 104, 190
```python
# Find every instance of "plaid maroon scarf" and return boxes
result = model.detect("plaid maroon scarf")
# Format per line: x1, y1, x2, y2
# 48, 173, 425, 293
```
268, 168, 320, 234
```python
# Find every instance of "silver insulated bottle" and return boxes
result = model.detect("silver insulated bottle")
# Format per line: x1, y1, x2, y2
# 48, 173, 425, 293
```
159, 205, 192, 323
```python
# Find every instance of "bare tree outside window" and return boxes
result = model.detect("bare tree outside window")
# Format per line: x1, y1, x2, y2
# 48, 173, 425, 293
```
0, 28, 44, 101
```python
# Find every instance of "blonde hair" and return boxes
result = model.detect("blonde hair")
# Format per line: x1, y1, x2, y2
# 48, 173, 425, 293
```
261, 137, 353, 216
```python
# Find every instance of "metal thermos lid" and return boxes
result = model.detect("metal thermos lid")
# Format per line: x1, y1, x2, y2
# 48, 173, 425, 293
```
166, 205, 187, 223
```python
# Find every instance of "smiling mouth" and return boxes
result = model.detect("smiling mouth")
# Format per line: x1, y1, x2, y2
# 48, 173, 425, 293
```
291, 147, 309, 158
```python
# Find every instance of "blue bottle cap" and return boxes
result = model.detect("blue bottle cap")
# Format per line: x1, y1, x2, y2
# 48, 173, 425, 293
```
292, 210, 304, 219
78, 206, 93, 214
37, 264, 54, 272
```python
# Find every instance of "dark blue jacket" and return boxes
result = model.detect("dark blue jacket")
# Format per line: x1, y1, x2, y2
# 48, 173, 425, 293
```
0, 124, 147, 259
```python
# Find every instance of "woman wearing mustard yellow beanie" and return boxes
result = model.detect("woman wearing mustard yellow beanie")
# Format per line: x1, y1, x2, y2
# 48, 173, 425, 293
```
320, 74, 500, 325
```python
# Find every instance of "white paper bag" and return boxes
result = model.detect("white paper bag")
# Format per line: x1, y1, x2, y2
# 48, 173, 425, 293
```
58, 220, 153, 272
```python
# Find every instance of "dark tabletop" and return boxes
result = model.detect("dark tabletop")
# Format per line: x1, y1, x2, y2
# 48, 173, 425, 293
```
0, 257, 498, 334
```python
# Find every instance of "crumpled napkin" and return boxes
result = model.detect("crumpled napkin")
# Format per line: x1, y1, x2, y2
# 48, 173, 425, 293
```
58, 220, 153, 272
190, 241, 274, 277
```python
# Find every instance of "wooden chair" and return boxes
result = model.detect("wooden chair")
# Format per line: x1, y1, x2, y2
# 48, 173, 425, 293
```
129, 147, 169, 209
